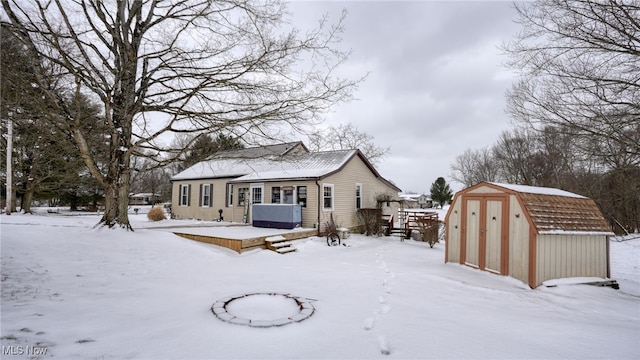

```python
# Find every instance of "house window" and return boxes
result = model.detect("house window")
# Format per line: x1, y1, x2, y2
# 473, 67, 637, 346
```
238, 187, 249, 206
226, 184, 233, 207
271, 186, 281, 204
179, 184, 191, 206
297, 186, 307, 208
355, 183, 362, 210
200, 184, 211, 207
323, 184, 334, 210
251, 186, 263, 204
283, 186, 294, 204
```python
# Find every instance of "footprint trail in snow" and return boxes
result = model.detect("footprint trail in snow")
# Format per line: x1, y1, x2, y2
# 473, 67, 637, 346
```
363, 246, 395, 355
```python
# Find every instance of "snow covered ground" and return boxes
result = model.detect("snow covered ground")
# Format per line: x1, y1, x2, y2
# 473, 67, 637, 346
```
1, 208, 639, 359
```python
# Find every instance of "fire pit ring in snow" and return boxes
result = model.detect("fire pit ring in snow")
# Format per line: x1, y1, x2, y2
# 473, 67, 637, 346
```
211, 292, 315, 328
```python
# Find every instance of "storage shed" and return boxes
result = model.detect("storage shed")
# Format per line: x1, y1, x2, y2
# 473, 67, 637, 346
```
445, 182, 614, 288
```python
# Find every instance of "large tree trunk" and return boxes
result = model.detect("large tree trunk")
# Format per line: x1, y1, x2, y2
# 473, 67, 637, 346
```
98, 103, 134, 230
9, 188, 17, 213
100, 183, 120, 228
21, 182, 34, 214
98, 152, 133, 230
117, 163, 133, 230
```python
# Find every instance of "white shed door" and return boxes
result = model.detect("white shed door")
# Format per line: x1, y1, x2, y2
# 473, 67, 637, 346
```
465, 199, 481, 267
485, 200, 503, 273
462, 196, 507, 274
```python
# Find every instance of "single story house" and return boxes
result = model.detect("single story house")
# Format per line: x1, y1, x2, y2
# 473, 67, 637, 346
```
129, 193, 161, 205
445, 182, 614, 288
170, 142, 402, 232
399, 193, 433, 209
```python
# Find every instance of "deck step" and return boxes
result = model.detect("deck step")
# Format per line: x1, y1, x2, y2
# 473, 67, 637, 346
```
266, 237, 297, 254
275, 246, 297, 254
270, 241, 294, 248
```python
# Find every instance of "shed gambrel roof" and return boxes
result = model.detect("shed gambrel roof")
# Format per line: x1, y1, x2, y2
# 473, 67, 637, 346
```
486, 183, 611, 235
171, 147, 401, 192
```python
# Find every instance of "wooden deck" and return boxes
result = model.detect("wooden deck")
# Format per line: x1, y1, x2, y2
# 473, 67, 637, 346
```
173, 227, 318, 253
383, 210, 439, 239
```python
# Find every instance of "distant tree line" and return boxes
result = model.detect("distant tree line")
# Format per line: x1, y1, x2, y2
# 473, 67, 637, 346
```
451, 1, 639, 234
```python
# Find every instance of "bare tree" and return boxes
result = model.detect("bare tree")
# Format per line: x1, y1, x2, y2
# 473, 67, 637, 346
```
307, 123, 390, 166
502, 0, 640, 233
130, 155, 172, 202
503, 0, 640, 165
450, 147, 500, 188
2, 0, 361, 229
492, 129, 536, 186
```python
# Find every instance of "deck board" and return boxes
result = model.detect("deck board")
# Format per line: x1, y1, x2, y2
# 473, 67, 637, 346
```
173, 227, 317, 253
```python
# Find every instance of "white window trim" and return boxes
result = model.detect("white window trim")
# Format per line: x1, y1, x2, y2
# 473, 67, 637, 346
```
250, 183, 264, 204
227, 184, 233, 207
179, 184, 189, 207
282, 186, 295, 205
237, 187, 248, 206
355, 183, 362, 210
271, 186, 281, 204
201, 184, 211, 208
297, 186, 307, 208
323, 183, 334, 211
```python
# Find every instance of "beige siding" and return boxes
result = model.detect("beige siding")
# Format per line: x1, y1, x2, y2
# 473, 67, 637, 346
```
468, 186, 503, 194
172, 179, 230, 221
221, 180, 319, 228
171, 155, 397, 232
508, 195, 529, 284
536, 234, 608, 286
321, 156, 398, 232
446, 198, 462, 263
173, 179, 321, 227
257, 181, 319, 228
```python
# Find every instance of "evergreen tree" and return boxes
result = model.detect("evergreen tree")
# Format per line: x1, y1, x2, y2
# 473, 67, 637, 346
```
1, 26, 108, 212
180, 133, 244, 171
430, 177, 453, 209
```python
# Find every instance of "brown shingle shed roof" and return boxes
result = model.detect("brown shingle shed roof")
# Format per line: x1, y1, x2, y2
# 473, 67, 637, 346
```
489, 183, 612, 235
519, 193, 611, 234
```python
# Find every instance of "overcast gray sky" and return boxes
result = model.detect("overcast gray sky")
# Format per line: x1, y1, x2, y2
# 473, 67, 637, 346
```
288, 1, 521, 193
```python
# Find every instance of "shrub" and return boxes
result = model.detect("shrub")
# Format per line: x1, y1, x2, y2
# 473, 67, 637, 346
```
147, 206, 166, 221
417, 218, 440, 248
324, 212, 339, 235
357, 208, 382, 236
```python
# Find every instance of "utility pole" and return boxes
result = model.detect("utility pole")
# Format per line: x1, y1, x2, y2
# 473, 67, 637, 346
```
5, 119, 12, 215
